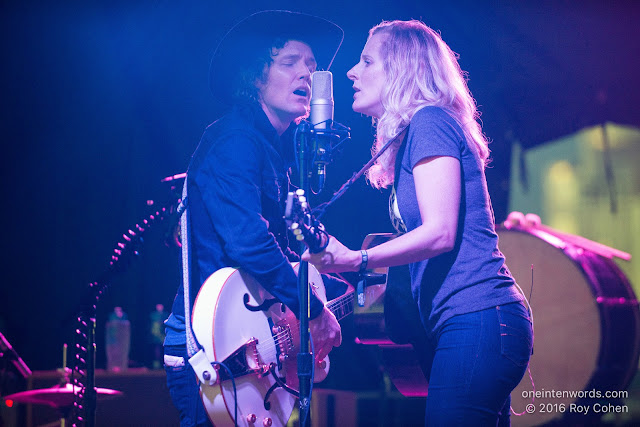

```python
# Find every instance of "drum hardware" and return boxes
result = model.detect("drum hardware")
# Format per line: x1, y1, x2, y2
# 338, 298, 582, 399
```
3, 383, 122, 427
503, 211, 631, 260
66, 197, 175, 426
3, 382, 122, 409
0, 332, 31, 379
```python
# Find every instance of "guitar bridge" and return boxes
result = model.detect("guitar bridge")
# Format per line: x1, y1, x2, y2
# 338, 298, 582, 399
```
217, 338, 270, 381
272, 321, 295, 366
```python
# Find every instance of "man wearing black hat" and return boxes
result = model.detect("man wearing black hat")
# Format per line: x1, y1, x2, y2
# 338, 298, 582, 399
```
163, 11, 344, 426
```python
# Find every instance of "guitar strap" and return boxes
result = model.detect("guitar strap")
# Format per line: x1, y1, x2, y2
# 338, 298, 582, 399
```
179, 179, 200, 358
390, 126, 409, 235
179, 179, 218, 385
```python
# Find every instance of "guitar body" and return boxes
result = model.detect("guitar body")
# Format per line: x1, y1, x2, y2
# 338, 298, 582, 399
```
191, 262, 329, 427
355, 233, 430, 397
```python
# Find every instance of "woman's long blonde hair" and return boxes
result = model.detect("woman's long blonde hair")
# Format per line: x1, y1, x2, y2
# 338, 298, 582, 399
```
365, 20, 490, 189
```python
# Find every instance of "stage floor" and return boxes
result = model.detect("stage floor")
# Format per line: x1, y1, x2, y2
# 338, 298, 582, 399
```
3, 368, 640, 426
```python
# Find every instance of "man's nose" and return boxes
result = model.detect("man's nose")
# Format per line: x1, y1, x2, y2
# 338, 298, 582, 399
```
299, 67, 311, 81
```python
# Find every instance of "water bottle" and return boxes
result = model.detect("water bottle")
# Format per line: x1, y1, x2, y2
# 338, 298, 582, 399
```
149, 303, 167, 369
105, 306, 130, 372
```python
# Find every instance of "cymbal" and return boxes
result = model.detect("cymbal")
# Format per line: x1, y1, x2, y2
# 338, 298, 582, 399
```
3, 383, 122, 408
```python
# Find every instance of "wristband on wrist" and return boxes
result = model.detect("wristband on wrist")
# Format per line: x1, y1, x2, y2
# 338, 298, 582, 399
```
359, 249, 369, 274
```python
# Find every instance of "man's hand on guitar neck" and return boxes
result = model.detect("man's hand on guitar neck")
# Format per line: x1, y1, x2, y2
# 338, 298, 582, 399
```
309, 306, 342, 362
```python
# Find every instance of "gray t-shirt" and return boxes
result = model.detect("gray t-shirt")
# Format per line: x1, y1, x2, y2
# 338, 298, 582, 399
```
392, 106, 522, 336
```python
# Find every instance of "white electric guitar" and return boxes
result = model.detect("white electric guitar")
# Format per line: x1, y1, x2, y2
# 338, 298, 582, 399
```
191, 191, 354, 427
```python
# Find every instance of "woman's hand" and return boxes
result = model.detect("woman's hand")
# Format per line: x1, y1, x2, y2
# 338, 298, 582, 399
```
301, 235, 361, 274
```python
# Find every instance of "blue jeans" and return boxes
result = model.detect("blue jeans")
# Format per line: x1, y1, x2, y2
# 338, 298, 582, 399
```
164, 344, 214, 427
424, 302, 533, 426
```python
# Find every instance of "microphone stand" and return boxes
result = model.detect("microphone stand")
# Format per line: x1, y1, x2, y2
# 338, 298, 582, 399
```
291, 119, 407, 424
295, 120, 313, 427
294, 118, 350, 426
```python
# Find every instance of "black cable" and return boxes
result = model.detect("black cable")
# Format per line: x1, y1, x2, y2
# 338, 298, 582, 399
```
212, 361, 238, 427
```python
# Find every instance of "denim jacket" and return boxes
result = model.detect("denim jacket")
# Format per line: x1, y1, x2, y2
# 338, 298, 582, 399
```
164, 102, 324, 346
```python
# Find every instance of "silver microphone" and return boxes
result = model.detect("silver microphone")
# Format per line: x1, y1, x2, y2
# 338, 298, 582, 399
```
310, 71, 334, 192
310, 71, 334, 129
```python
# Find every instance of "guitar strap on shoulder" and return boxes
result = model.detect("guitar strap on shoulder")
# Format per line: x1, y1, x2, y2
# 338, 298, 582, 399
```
179, 178, 218, 385
179, 179, 198, 357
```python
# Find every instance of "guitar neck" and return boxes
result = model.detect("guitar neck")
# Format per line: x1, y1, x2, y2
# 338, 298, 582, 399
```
326, 290, 355, 321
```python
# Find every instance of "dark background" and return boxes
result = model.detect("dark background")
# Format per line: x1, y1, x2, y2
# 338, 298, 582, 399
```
1, 0, 638, 382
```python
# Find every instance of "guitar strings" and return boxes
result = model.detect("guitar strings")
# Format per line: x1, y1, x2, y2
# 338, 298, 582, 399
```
252, 292, 356, 362
326, 293, 355, 321
255, 328, 294, 361
328, 298, 353, 311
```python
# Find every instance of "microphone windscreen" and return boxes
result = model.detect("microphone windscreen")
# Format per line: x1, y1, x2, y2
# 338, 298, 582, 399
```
310, 71, 334, 129
311, 71, 333, 102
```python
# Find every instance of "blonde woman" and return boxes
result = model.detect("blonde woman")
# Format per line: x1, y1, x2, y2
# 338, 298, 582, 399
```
304, 20, 532, 425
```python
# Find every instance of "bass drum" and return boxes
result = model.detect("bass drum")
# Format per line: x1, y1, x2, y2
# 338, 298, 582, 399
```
497, 227, 640, 426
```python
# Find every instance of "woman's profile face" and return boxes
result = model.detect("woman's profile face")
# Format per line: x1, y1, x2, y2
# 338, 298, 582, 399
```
347, 31, 387, 118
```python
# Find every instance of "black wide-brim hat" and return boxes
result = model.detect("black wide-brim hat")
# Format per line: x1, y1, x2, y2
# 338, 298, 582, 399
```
209, 10, 343, 103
